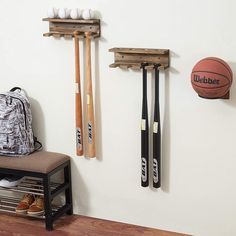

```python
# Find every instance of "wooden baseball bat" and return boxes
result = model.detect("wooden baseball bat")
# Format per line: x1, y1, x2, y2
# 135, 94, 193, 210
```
74, 32, 83, 156
141, 63, 149, 187
84, 31, 96, 158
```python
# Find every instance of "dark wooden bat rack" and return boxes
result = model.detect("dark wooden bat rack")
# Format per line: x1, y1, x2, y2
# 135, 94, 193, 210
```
109, 47, 170, 70
43, 18, 101, 39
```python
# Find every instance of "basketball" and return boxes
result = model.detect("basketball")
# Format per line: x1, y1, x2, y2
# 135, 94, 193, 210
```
191, 57, 233, 98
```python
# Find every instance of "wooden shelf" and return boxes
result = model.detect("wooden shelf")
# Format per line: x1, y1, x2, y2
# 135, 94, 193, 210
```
43, 18, 99, 24
43, 18, 101, 38
109, 47, 170, 70
109, 48, 168, 55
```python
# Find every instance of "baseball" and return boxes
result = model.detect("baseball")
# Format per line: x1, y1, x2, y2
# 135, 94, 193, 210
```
47, 7, 58, 18
82, 9, 94, 20
58, 8, 71, 19
70, 8, 82, 19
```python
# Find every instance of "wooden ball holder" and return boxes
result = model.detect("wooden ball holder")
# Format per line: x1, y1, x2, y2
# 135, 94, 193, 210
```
199, 91, 230, 99
43, 18, 101, 39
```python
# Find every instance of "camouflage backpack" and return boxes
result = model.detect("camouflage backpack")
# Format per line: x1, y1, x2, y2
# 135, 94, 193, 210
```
0, 87, 42, 156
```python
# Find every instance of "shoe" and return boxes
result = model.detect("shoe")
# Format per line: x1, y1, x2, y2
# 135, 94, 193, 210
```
27, 196, 44, 216
15, 194, 35, 214
0, 175, 24, 187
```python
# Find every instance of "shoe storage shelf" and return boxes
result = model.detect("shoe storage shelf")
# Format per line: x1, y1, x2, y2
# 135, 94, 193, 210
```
0, 177, 61, 219
0, 151, 73, 231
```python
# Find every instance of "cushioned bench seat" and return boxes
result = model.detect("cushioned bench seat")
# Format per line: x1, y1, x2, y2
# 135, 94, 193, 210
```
0, 150, 73, 231
0, 151, 70, 173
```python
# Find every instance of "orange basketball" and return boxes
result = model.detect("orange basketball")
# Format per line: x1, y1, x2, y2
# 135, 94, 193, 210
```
191, 57, 233, 98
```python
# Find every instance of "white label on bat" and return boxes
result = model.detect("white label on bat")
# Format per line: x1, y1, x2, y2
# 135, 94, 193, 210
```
153, 122, 158, 133
153, 159, 159, 183
75, 83, 80, 93
141, 119, 146, 130
87, 95, 90, 105
76, 128, 82, 150
88, 122, 92, 144
141, 158, 147, 182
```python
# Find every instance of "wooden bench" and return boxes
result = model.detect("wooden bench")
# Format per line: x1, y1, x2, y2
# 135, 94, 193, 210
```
0, 151, 73, 231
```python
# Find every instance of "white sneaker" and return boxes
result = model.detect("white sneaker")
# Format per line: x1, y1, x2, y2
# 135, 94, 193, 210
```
0, 175, 24, 187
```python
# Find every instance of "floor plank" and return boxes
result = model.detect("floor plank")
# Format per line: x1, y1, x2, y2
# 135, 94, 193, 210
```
0, 214, 189, 236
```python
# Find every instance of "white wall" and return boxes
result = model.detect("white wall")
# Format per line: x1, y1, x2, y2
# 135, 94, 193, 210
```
1, 0, 236, 235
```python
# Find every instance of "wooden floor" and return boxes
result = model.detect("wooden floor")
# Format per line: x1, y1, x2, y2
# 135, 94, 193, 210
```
0, 214, 189, 236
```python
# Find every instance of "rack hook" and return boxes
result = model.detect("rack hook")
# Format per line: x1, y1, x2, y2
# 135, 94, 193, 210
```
140, 62, 149, 69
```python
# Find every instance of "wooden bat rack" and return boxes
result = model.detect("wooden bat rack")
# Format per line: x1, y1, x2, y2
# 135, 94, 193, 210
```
109, 48, 170, 70
43, 18, 101, 39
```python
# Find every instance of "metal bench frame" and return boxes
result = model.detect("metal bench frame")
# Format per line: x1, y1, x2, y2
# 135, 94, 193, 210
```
0, 160, 73, 231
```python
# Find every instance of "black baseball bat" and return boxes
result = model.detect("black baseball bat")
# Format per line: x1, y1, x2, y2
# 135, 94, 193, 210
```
141, 63, 149, 187
153, 64, 161, 188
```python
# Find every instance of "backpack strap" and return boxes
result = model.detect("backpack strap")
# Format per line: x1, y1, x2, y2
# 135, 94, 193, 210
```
34, 136, 43, 152
10, 87, 27, 98
10, 87, 22, 92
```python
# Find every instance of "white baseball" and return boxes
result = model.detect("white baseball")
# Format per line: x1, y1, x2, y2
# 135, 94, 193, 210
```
82, 9, 94, 20
58, 8, 71, 19
47, 7, 58, 18
70, 9, 82, 19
